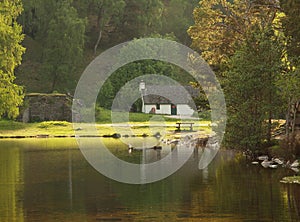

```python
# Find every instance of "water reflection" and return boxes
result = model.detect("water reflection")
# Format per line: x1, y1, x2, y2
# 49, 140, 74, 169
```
285, 184, 300, 221
0, 145, 24, 222
0, 138, 299, 221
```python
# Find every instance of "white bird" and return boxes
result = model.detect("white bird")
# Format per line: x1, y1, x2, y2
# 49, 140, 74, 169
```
290, 160, 299, 168
128, 144, 134, 153
291, 167, 300, 173
258, 155, 269, 161
269, 164, 278, 169
273, 158, 284, 165
261, 159, 273, 168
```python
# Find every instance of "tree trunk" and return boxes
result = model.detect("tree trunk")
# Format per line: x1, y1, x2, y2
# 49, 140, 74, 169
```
94, 29, 102, 55
267, 111, 272, 143
51, 73, 58, 93
292, 101, 299, 134
286, 98, 291, 150
286, 99, 291, 136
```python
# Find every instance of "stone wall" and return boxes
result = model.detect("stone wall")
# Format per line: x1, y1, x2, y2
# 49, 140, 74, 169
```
21, 93, 72, 122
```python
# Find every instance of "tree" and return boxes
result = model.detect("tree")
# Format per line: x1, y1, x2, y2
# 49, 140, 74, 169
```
98, 79, 114, 109
280, 0, 300, 64
224, 27, 283, 150
187, 0, 285, 150
277, 67, 300, 133
119, 0, 164, 40
275, 0, 300, 150
97, 35, 194, 109
20, 0, 58, 40
90, 0, 126, 54
162, 0, 198, 45
188, 0, 281, 67
42, 0, 86, 92
0, 0, 25, 119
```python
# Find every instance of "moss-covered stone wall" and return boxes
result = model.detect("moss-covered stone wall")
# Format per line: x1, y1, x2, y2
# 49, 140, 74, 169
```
21, 93, 72, 122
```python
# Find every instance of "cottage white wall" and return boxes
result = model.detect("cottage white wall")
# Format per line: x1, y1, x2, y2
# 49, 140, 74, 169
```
144, 104, 171, 115
177, 104, 195, 116
159, 104, 171, 115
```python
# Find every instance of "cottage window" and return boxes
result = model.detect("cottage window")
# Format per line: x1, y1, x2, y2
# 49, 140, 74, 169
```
156, 104, 160, 110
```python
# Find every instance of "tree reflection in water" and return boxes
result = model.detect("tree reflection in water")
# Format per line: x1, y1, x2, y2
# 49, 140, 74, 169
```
0, 139, 300, 221
286, 184, 300, 221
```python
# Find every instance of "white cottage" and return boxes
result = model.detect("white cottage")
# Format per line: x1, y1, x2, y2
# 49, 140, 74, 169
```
140, 82, 198, 116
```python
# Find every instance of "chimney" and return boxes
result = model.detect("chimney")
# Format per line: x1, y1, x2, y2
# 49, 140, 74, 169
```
139, 80, 146, 92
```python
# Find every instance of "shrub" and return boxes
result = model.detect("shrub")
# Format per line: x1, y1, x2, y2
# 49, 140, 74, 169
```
38, 121, 70, 128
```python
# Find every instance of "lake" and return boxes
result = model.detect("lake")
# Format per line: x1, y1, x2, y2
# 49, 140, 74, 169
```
0, 138, 299, 221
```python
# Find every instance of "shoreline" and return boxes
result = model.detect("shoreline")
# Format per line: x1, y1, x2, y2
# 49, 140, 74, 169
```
0, 120, 211, 139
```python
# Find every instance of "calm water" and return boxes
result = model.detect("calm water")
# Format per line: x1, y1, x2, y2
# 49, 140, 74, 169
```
0, 138, 299, 222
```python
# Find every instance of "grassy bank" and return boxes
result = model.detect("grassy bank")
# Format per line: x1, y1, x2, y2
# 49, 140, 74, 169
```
0, 119, 211, 138
280, 176, 300, 184
0, 121, 75, 137
0, 109, 211, 138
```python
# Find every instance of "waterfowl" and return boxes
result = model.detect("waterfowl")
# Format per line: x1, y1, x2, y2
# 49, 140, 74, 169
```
273, 158, 284, 165
261, 159, 273, 168
268, 164, 278, 169
291, 167, 300, 173
128, 144, 134, 153
290, 160, 299, 168
251, 161, 259, 165
258, 155, 269, 161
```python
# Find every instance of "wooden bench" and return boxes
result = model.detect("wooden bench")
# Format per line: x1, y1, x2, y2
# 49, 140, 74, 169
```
175, 122, 195, 132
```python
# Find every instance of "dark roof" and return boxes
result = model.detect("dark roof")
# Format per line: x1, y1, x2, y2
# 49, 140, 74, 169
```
142, 85, 199, 104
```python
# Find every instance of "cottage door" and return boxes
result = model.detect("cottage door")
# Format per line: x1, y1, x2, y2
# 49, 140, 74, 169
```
171, 104, 177, 115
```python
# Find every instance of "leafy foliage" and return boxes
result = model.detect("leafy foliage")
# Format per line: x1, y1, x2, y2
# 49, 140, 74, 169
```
97, 35, 195, 109
42, 0, 86, 92
224, 27, 283, 150
280, 0, 300, 64
162, 0, 198, 45
120, 0, 164, 39
87, 0, 126, 54
188, 0, 281, 66
0, 0, 25, 119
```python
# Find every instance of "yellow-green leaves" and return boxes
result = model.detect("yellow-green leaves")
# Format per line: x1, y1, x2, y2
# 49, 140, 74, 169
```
188, 0, 281, 66
0, 0, 25, 119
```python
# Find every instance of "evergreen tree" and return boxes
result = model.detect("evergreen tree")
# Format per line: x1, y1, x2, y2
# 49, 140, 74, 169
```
0, 0, 25, 119
225, 27, 283, 150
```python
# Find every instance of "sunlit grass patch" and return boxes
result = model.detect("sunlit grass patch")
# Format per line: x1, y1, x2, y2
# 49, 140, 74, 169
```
37, 121, 71, 128
280, 176, 300, 184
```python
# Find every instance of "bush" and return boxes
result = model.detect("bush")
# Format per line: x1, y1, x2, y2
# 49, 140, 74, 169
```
38, 121, 70, 128
194, 110, 211, 120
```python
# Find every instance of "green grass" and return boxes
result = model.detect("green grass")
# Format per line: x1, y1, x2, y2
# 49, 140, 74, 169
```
0, 120, 211, 138
0, 120, 27, 130
37, 121, 70, 128
280, 176, 300, 184
0, 108, 211, 137
0, 120, 75, 137
96, 107, 180, 123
